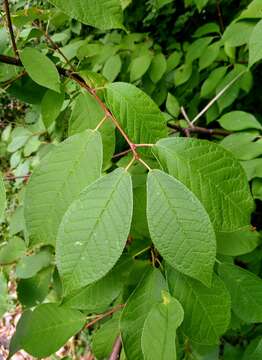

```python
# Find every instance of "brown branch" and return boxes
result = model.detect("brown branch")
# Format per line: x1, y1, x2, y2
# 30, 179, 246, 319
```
4, 174, 30, 181
33, 21, 75, 72
216, 0, 224, 33
167, 123, 230, 137
85, 304, 124, 330
3, 0, 19, 58
109, 336, 122, 360
0, 54, 21, 66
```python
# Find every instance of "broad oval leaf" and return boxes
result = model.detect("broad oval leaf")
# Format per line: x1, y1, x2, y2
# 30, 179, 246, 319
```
11, 303, 85, 358
167, 266, 231, 345
105, 82, 167, 146
153, 137, 254, 232
63, 254, 132, 312
219, 263, 262, 323
120, 268, 167, 360
56, 168, 133, 295
24, 130, 102, 246
217, 226, 260, 256
147, 170, 216, 286
141, 292, 184, 360
102, 54, 122, 82
0, 172, 6, 220
249, 19, 262, 67
130, 54, 152, 82
41, 89, 65, 129
149, 53, 167, 83
48, 0, 124, 30
218, 111, 262, 131
20, 48, 61, 93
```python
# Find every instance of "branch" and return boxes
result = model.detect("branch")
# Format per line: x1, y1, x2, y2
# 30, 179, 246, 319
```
85, 304, 124, 330
109, 336, 122, 360
167, 123, 230, 137
0, 54, 21, 66
216, 0, 224, 33
3, 0, 19, 58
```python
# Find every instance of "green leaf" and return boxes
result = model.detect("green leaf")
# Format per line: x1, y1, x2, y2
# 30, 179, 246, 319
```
216, 66, 249, 112
13, 303, 85, 358
69, 92, 115, 168
194, 0, 209, 11
93, 316, 120, 359
141, 292, 184, 360
105, 82, 167, 146
23, 136, 41, 157
220, 132, 262, 161
20, 48, 61, 93
252, 178, 262, 200
240, 0, 262, 19
16, 249, 53, 279
186, 37, 213, 63
63, 254, 132, 312
56, 168, 133, 295
102, 54, 122, 82
7, 127, 32, 153
167, 266, 231, 345
217, 226, 260, 256
49, 0, 123, 30
24, 130, 102, 246
199, 42, 220, 71
193, 23, 220, 37
149, 53, 167, 83
0, 236, 26, 265
8, 310, 33, 359
222, 21, 255, 47
41, 89, 65, 128
174, 63, 192, 86
200, 66, 227, 98
241, 158, 262, 180
249, 19, 262, 67
218, 111, 262, 131
219, 263, 262, 323
130, 54, 152, 82
147, 170, 216, 286
153, 137, 254, 232
0, 172, 6, 220
0, 272, 11, 318
166, 52, 182, 72
243, 337, 262, 360
166, 93, 180, 118
120, 268, 167, 360
17, 266, 53, 307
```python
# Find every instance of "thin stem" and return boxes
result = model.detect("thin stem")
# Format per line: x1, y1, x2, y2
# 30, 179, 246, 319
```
113, 149, 132, 159
4, 174, 30, 181
38, 23, 75, 72
191, 71, 245, 125
109, 336, 122, 360
94, 115, 108, 131
125, 156, 136, 172
181, 106, 193, 128
85, 304, 124, 330
133, 246, 151, 258
138, 158, 151, 171
135, 143, 154, 147
3, 0, 19, 58
167, 123, 230, 137
216, 0, 224, 33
